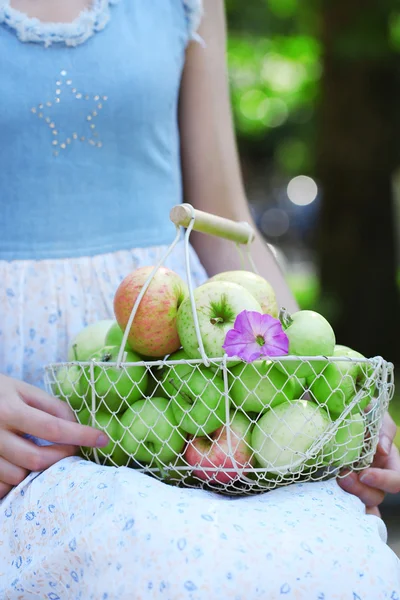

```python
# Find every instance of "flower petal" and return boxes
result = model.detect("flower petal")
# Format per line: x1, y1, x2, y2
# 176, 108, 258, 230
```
237, 311, 265, 337
223, 338, 262, 362
223, 310, 289, 363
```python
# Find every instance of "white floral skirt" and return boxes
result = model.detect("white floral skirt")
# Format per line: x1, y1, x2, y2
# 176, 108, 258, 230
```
0, 243, 399, 599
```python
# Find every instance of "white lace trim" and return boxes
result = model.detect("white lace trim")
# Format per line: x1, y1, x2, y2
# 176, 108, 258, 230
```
183, 0, 203, 40
0, 0, 119, 47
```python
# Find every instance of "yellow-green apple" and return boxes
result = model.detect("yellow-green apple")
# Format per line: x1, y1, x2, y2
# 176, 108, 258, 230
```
252, 399, 331, 475
113, 266, 188, 358
228, 360, 299, 414
278, 310, 335, 378
307, 345, 372, 417
208, 270, 278, 317
185, 411, 254, 483
84, 346, 148, 413
326, 411, 365, 466
52, 365, 85, 411
67, 320, 114, 361
177, 281, 262, 361
119, 397, 186, 465
168, 366, 227, 436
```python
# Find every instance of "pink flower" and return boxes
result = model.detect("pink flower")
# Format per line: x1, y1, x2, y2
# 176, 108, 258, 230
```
222, 310, 289, 363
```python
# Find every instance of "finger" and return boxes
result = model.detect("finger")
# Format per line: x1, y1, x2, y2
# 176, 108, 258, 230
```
371, 442, 400, 470
337, 472, 386, 507
376, 412, 397, 456
359, 467, 400, 495
0, 481, 12, 500
7, 404, 109, 449
0, 431, 78, 472
0, 456, 29, 487
16, 380, 77, 423
366, 506, 381, 518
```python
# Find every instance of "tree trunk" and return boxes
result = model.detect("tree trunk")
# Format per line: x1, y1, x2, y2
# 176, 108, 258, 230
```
316, 0, 400, 364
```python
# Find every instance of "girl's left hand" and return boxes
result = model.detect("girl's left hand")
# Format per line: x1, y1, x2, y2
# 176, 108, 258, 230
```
338, 412, 400, 515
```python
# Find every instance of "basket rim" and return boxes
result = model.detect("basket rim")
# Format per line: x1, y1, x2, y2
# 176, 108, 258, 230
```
44, 354, 392, 369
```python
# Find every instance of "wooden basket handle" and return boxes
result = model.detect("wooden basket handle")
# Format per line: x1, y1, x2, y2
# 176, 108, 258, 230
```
170, 203, 255, 245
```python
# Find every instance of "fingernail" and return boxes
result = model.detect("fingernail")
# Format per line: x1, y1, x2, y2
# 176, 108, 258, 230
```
96, 433, 109, 447
379, 435, 391, 456
359, 472, 374, 486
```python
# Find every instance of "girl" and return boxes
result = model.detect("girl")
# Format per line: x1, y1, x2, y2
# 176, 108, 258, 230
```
0, 1, 399, 597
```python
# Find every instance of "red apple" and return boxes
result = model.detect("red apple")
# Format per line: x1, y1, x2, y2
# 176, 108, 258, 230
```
184, 411, 254, 484
113, 266, 188, 358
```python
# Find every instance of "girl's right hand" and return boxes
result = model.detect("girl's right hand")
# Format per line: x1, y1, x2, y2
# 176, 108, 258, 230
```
0, 374, 109, 500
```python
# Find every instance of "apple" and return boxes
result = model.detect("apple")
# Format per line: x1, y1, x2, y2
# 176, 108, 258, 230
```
145, 367, 169, 399
77, 409, 128, 466
326, 411, 366, 466
105, 321, 133, 352
84, 346, 148, 413
278, 310, 336, 378
251, 399, 331, 475
157, 349, 197, 396
177, 281, 262, 361
169, 366, 227, 436
52, 365, 85, 411
67, 320, 114, 362
113, 266, 188, 358
208, 271, 278, 318
155, 455, 195, 484
335, 345, 374, 391
307, 345, 372, 417
228, 360, 299, 414
119, 397, 186, 465
185, 411, 254, 484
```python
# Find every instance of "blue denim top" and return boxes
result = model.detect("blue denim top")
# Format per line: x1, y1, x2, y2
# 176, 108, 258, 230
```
0, 0, 202, 260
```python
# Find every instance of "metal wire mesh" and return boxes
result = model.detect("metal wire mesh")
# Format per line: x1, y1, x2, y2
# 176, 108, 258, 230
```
44, 207, 394, 495
44, 354, 393, 495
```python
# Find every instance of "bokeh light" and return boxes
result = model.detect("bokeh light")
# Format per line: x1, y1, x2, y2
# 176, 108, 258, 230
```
287, 175, 318, 206
260, 208, 290, 237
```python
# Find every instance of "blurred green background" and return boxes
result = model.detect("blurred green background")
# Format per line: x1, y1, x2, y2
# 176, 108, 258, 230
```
225, 0, 400, 448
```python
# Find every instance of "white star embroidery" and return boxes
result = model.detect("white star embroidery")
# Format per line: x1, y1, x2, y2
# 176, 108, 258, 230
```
31, 69, 107, 157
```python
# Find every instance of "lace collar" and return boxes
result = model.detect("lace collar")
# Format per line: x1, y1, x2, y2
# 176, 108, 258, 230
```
0, 0, 119, 47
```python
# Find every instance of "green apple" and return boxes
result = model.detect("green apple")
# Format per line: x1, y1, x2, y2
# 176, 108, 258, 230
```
308, 345, 372, 416
145, 366, 169, 399
84, 346, 148, 413
67, 319, 114, 362
251, 399, 331, 475
169, 366, 227, 436
77, 409, 128, 466
208, 270, 278, 318
156, 455, 194, 484
326, 412, 366, 466
105, 321, 132, 352
278, 310, 336, 378
52, 365, 85, 411
177, 281, 262, 362
119, 397, 186, 465
228, 360, 299, 414
157, 349, 197, 397
77, 407, 91, 426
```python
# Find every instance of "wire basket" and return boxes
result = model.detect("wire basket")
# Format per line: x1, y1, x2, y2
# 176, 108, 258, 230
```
44, 204, 395, 495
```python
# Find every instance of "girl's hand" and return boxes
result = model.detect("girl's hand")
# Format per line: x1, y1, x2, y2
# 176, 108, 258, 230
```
0, 374, 109, 500
338, 412, 400, 515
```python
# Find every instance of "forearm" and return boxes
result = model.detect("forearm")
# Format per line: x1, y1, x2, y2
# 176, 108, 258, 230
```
180, 0, 298, 314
